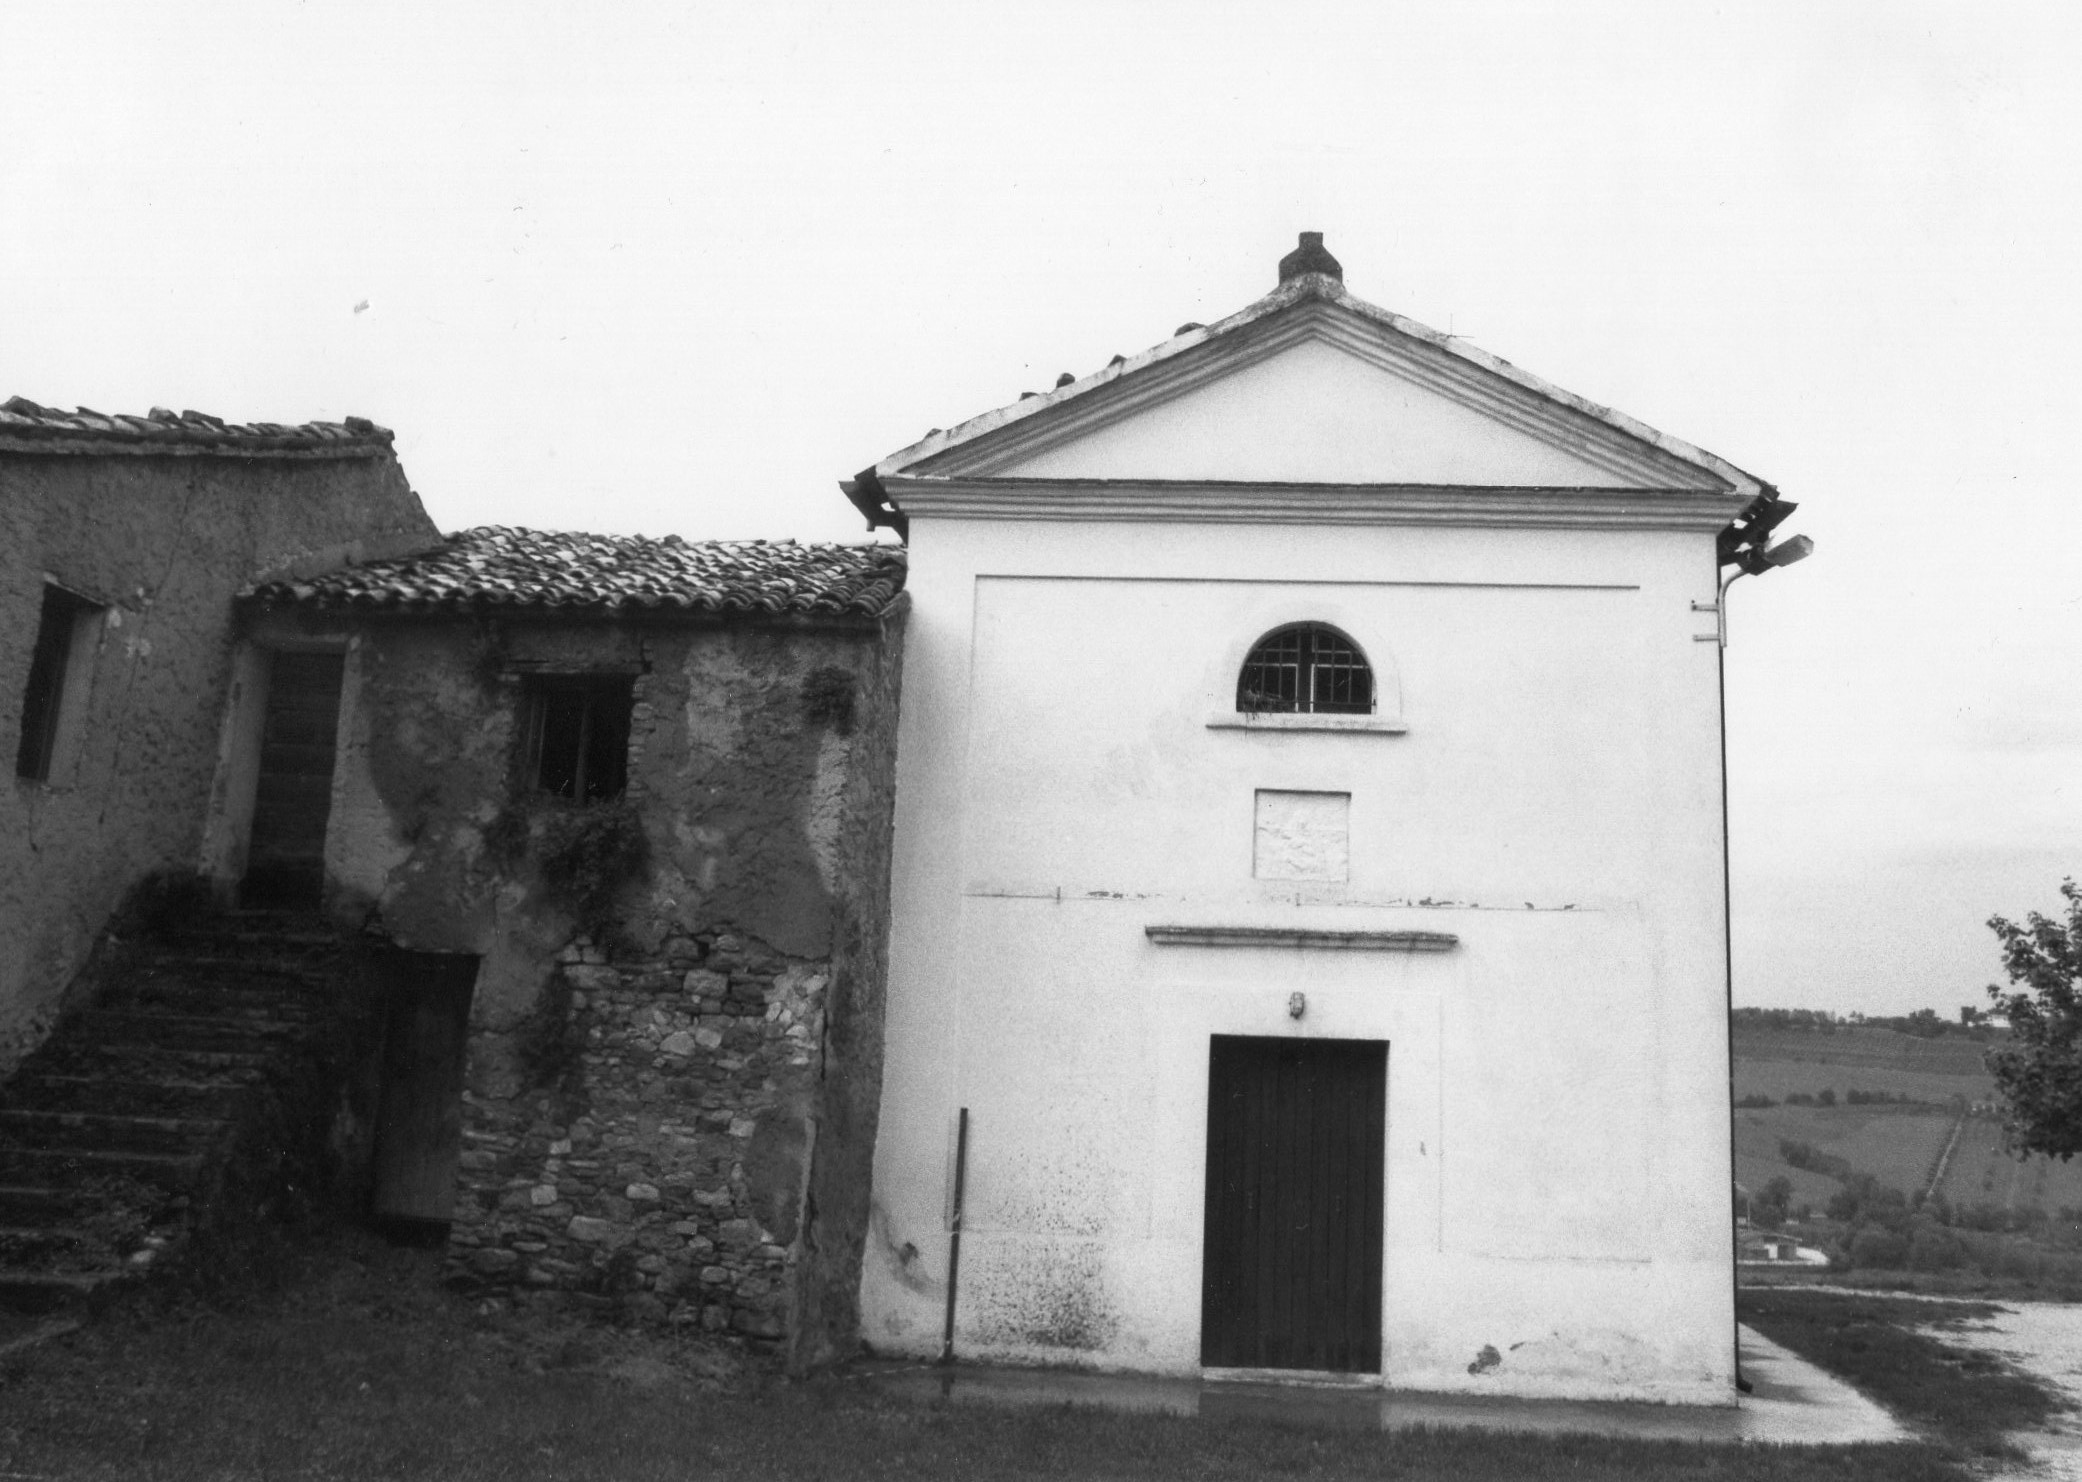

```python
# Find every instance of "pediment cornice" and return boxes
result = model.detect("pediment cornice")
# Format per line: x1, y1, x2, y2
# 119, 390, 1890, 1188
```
881, 474, 1754, 531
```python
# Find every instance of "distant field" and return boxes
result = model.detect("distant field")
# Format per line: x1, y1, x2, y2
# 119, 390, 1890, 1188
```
1732, 1026, 1994, 1083
1819, 1106, 1957, 1191
1734, 1023, 2082, 1218
1733, 1057, 1983, 1106
1736, 1103, 1954, 1198
1935, 1117, 2082, 1213
1733, 1145, 1840, 1208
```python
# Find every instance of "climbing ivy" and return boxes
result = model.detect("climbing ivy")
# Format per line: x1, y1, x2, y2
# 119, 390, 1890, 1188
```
534, 797, 649, 933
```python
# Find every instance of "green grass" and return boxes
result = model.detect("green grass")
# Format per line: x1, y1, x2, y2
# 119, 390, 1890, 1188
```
1738, 1287, 2067, 1457
1746, 1263, 2082, 1303
0, 1233, 2048, 1480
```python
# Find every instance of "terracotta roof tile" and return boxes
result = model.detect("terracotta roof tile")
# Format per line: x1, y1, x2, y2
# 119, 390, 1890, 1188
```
244, 526, 907, 619
0, 396, 393, 457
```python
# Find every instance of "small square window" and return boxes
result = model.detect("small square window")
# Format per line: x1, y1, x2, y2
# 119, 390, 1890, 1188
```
15, 584, 100, 783
522, 676, 633, 803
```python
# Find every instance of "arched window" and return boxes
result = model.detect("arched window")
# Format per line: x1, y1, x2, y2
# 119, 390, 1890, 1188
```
1237, 624, 1374, 715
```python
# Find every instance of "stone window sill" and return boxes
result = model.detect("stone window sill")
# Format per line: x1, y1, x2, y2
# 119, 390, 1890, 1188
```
1206, 712, 1407, 735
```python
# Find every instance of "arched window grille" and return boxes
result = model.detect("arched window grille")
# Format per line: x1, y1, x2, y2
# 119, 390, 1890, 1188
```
1236, 624, 1374, 715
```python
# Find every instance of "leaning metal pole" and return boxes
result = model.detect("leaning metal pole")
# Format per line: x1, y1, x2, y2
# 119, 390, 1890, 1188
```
939, 1106, 970, 1366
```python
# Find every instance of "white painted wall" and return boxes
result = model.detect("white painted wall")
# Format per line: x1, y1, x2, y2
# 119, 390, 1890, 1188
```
863, 504, 1738, 1402
995, 337, 1640, 487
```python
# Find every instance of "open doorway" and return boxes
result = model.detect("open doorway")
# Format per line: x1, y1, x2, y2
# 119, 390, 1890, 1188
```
241, 650, 345, 909
370, 951, 479, 1242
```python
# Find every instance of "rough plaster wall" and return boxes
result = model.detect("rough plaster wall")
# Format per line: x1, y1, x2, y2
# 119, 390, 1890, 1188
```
331, 612, 901, 1358
788, 618, 903, 1369
0, 452, 435, 1069
322, 617, 525, 952
641, 625, 858, 959
335, 616, 862, 964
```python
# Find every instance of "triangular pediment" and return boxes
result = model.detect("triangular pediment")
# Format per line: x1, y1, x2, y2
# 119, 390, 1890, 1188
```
981, 333, 1658, 486
880, 283, 1755, 499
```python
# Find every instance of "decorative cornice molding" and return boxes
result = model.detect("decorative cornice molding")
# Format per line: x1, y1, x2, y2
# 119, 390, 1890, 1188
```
882, 475, 1753, 531
874, 277, 1768, 504
1144, 925, 1460, 951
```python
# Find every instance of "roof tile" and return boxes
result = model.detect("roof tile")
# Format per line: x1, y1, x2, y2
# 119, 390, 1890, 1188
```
243, 526, 907, 620
0, 395, 394, 457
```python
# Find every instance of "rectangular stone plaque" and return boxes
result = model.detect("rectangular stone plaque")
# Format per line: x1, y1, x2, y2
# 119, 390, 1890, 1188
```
1253, 790, 1350, 882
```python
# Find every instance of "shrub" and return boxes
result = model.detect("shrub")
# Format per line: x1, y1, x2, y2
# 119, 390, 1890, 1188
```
525, 797, 650, 936
1908, 1226, 1968, 1271
1998, 1243, 2045, 1282
1830, 1173, 1911, 1227
1781, 1139, 1851, 1178
1849, 1226, 1912, 1269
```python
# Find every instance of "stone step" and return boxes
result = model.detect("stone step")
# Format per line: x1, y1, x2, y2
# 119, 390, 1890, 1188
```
32, 1041, 275, 1080
0, 1267, 131, 1314
0, 1185, 85, 1224
0, 1108, 230, 1156
108, 980, 331, 1022
155, 917, 339, 953
0, 1224, 116, 1265
0, 1074, 248, 1119
131, 951, 341, 981
0, 1146, 206, 1193
0, 910, 352, 1310
69, 1010, 308, 1054
0, 1183, 177, 1228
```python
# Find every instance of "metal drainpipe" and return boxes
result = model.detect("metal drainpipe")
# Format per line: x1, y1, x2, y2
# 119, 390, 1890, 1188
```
1719, 562, 1752, 1395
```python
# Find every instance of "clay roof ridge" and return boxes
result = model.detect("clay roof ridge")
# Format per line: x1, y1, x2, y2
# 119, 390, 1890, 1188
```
0, 395, 394, 454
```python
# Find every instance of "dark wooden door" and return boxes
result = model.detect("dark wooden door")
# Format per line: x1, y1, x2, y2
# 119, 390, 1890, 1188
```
243, 651, 344, 909
1201, 1035, 1386, 1372
371, 953, 478, 1230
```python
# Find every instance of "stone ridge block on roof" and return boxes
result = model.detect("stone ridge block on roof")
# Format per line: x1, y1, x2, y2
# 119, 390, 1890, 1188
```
242, 526, 909, 619
0, 395, 395, 457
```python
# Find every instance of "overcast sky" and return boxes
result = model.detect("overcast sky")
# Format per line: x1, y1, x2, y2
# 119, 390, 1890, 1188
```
5, 2, 2076, 1017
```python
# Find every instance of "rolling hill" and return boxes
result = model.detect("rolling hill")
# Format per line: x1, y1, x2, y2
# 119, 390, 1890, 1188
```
1732, 1019, 2082, 1219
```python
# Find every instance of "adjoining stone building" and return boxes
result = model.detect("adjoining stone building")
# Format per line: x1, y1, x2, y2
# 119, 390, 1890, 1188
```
0, 397, 438, 1070
3, 397, 908, 1362
232, 527, 907, 1364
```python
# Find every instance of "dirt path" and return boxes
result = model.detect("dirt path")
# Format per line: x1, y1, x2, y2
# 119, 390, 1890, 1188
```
1930, 1301, 2082, 1479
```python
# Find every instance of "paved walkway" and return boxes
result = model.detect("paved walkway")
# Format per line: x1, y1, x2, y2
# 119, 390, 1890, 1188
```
863, 1326, 1907, 1445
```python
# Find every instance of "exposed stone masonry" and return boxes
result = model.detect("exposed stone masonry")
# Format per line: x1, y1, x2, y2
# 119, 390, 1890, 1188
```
447, 927, 828, 1341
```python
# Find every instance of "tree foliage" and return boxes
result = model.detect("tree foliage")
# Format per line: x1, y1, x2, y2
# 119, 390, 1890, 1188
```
1985, 879, 2082, 1159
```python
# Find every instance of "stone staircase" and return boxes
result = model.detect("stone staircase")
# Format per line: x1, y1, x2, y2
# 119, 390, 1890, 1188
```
0, 910, 355, 1312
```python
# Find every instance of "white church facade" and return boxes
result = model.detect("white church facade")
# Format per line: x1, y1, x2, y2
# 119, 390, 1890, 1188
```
847, 234, 1781, 1402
